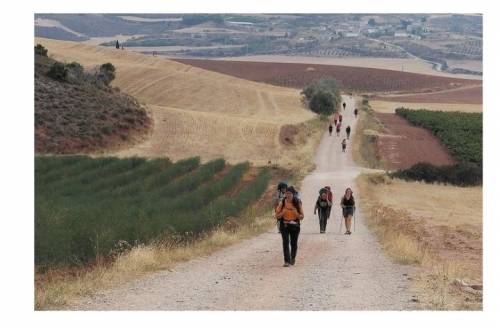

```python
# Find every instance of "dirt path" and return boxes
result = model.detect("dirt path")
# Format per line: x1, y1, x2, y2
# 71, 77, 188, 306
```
70, 96, 416, 310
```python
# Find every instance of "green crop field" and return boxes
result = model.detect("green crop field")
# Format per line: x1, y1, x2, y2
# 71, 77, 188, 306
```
35, 156, 270, 269
395, 108, 482, 165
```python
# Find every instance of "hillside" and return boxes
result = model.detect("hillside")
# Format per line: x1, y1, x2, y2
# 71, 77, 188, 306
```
37, 38, 317, 165
35, 53, 151, 154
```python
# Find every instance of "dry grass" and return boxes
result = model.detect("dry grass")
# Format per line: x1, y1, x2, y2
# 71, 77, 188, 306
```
370, 100, 483, 113
351, 98, 387, 169
35, 204, 275, 310
36, 38, 316, 164
357, 174, 483, 310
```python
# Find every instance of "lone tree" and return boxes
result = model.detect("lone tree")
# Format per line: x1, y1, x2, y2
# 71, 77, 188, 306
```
301, 77, 342, 116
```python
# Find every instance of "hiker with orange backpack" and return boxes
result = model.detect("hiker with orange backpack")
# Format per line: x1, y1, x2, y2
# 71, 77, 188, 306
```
274, 181, 288, 232
275, 186, 304, 267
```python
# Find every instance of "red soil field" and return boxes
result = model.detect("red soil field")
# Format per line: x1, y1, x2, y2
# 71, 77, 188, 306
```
375, 113, 456, 170
174, 58, 481, 94
373, 85, 483, 104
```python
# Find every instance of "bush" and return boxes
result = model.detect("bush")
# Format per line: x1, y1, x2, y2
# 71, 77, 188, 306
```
35, 44, 48, 57
309, 90, 335, 115
97, 63, 116, 86
65, 62, 85, 83
47, 62, 67, 81
390, 162, 482, 186
301, 77, 341, 115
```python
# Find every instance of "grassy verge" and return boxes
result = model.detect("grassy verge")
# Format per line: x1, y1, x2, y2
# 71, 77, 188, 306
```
277, 115, 329, 180
351, 97, 387, 169
356, 173, 482, 310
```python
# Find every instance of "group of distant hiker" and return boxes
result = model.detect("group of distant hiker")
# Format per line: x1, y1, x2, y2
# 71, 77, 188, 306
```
273, 181, 356, 267
328, 101, 358, 153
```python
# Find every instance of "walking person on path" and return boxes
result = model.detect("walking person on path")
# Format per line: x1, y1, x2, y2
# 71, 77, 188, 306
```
336, 123, 341, 136
274, 182, 288, 232
343, 102, 346, 110
354, 108, 358, 118
275, 186, 304, 267
346, 125, 351, 139
314, 189, 332, 233
324, 185, 333, 220
340, 188, 356, 235
329, 124, 333, 136
341, 139, 347, 152
339, 114, 343, 124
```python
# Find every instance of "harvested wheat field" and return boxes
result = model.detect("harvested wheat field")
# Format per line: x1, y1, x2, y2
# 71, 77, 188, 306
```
357, 175, 482, 310
373, 113, 456, 170
37, 38, 318, 166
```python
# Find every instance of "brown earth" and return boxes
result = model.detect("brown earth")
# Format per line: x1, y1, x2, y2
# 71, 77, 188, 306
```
374, 113, 456, 170
373, 85, 482, 104
173, 58, 481, 94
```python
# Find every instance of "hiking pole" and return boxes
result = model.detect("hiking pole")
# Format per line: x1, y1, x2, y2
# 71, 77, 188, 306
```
353, 208, 356, 233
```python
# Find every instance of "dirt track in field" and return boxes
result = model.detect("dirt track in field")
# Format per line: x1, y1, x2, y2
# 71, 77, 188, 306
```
67, 96, 417, 311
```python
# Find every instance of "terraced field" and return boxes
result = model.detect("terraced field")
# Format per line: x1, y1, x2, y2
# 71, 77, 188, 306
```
37, 38, 317, 165
35, 156, 270, 268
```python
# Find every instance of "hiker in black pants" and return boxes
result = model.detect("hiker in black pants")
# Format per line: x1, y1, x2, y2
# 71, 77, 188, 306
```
328, 124, 333, 136
336, 123, 341, 136
314, 191, 332, 233
343, 102, 346, 110
346, 125, 351, 139
354, 108, 358, 118
275, 187, 304, 267
341, 139, 347, 152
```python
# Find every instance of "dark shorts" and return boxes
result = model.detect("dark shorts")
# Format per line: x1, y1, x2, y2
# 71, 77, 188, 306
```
342, 208, 354, 218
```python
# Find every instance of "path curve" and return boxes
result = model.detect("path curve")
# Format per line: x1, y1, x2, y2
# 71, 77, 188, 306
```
70, 96, 416, 310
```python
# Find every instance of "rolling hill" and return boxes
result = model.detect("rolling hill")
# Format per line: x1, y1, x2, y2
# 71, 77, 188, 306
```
37, 38, 318, 165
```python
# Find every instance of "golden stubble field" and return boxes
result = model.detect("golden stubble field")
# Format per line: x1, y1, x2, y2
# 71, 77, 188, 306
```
357, 175, 483, 310
37, 38, 319, 167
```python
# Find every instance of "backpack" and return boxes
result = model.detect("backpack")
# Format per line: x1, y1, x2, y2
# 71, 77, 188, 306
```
324, 186, 333, 202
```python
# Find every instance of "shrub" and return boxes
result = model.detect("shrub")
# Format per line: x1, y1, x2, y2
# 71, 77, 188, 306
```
390, 162, 482, 186
35, 44, 48, 57
301, 77, 341, 115
47, 62, 67, 81
97, 63, 116, 86
65, 62, 85, 83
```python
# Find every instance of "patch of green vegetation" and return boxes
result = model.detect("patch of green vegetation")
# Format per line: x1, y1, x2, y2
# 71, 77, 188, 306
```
395, 108, 482, 165
35, 156, 270, 268
301, 77, 342, 116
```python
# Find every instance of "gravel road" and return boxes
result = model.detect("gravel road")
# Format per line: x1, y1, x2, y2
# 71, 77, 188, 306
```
70, 96, 416, 310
